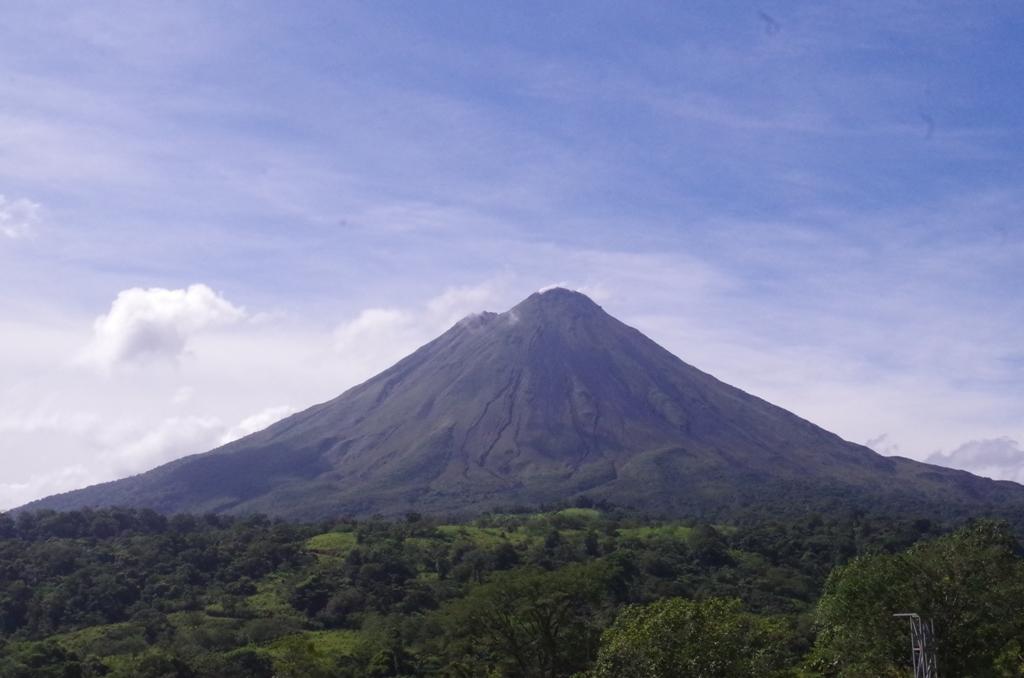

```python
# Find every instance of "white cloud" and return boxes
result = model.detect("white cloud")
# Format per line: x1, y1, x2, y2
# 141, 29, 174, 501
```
81, 284, 246, 369
219, 405, 295, 445
171, 385, 195, 405
926, 438, 1024, 484
0, 194, 41, 239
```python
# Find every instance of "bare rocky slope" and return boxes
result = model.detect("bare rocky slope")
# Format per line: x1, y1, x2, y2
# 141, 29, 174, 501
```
21, 288, 1024, 521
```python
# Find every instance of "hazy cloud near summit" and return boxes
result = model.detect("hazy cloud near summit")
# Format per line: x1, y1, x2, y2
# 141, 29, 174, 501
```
333, 283, 505, 381
926, 438, 1024, 484
81, 284, 246, 370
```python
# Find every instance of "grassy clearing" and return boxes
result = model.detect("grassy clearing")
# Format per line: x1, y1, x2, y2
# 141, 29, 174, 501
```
553, 507, 602, 520
436, 524, 530, 546
404, 536, 437, 550
247, 589, 290, 615
267, 628, 363, 659
166, 610, 242, 630
52, 622, 147, 657
302, 629, 363, 655
306, 530, 358, 557
618, 524, 694, 541
245, 571, 311, 621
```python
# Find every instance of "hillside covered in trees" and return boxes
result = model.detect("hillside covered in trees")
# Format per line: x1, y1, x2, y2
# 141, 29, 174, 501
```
1, 505, 1023, 677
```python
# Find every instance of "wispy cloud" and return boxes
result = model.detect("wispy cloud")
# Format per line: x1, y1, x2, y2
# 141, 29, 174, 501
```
0, 195, 40, 239
927, 438, 1024, 484
0, 405, 294, 510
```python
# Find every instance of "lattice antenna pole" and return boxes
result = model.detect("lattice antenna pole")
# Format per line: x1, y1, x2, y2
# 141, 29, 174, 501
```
893, 613, 938, 678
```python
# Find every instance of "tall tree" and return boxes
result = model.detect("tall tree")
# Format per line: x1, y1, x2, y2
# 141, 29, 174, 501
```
585, 597, 793, 678
809, 521, 1024, 677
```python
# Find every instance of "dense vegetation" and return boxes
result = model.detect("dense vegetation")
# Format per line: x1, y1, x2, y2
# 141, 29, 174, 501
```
1, 505, 1022, 677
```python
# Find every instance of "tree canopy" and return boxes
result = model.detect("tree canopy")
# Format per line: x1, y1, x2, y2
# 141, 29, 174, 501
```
0, 506, 1021, 676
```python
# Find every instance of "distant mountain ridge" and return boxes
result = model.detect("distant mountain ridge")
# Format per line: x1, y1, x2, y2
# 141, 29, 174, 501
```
20, 288, 1024, 521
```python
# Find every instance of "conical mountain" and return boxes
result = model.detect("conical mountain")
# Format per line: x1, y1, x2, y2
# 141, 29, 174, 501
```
22, 289, 1024, 520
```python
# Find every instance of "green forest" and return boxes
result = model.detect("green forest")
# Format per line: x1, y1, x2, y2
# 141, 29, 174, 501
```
1, 504, 1022, 677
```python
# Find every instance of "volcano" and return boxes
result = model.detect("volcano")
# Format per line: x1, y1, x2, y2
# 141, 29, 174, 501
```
21, 288, 1024, 520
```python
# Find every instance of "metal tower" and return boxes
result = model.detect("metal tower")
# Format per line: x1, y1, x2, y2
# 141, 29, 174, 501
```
893, 613, 938, 678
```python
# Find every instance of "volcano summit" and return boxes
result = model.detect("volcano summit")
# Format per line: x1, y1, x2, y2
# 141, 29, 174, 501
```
22, 288, 1024, 520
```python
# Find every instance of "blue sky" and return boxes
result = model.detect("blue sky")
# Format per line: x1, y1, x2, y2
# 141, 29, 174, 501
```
1, 1, 1022, 508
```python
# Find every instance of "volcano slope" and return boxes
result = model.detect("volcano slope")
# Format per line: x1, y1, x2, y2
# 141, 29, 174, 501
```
21, 288, 1024, 522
